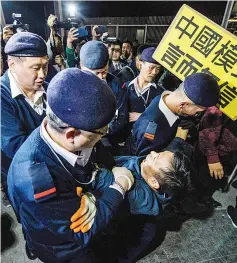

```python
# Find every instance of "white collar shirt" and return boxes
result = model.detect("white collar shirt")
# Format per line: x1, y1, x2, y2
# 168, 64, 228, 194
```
159, 91, 179, 127
128, 77, 157, 97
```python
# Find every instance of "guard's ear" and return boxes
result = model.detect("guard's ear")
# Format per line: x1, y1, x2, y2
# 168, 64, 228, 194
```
147, 177, 160, 190
178, 101, 190, 112
139, 61, 143, 71
65, 128, 81, 144
7, 57, 16, 72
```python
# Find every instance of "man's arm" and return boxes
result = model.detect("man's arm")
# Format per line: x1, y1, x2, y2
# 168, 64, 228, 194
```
19, 185, 124, 246
198, 107, 224, 179
108, 85, 129, 135
66, 27, 79, 68
1, 96, 29, 159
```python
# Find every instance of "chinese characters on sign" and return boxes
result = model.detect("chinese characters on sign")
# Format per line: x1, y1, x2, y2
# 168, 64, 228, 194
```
153, 4, 237, 120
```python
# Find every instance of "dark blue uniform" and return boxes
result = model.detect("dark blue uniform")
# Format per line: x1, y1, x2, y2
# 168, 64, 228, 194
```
8, 127, 124, 263
106, 72, 128, 139
125, 79, 164, 114
1, 71, 47, 189
133, 95, 180, 156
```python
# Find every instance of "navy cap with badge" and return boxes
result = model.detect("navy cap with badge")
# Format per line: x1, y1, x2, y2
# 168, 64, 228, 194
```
47, 68, 116, 131
80, 40, 109, 69
140, 47, 160, 65
183, 73, 220, 107
4, 32, 47, 57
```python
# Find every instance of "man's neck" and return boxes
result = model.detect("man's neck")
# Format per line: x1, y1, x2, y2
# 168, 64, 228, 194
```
46, 124, 69, 151
163, 93, 178, 114
137, 75, 150, 90
23, 89, 36, 101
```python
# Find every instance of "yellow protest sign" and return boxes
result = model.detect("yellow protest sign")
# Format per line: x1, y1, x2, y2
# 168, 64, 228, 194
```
153, 4, 237, 120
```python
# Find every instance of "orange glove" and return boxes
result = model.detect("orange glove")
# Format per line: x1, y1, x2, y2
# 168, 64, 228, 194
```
70, 187, 96, 233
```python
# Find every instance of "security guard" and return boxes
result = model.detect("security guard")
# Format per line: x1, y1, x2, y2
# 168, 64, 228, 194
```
1, 32, 48, 206
132, 73, 220, 156
125, 47, 164, 124
80, 40, 129, 145
8, 68, 134, 263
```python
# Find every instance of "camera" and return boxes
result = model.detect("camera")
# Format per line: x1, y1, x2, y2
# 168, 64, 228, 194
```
53, 17, 88, 38
95, 26, 108, 35
12, 13, 29, 33
102, 36, 119, 44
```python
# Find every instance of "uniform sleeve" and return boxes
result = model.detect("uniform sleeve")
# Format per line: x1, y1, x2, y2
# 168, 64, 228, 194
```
66, 47, 77, 68
108, 85, 129, 135
17, 184, 123, 248
1, 96, 29, 159
198, 107, 223, 164
133, 118, 150, 156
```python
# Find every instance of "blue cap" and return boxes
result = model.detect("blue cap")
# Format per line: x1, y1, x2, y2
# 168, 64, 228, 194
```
47, 68, 116, 131
80, 40, 109, 69
140, 47, 159, 64
4, 32, 47, 57
183, 73, 220, 107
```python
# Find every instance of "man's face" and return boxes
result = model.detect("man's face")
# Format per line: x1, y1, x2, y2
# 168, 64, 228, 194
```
140, 61, 161, 82
178, 102, 206, 117
141, 151, 174, 189
9, 56, 49, 91
122, 43, 132, 57
108, 44, 121, 61
82, 63, 109, 80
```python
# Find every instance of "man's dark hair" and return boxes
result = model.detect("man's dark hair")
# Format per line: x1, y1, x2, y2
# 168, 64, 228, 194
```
108, 39, 122, 48
122, 39, 133, 48
157, 151, 194, 197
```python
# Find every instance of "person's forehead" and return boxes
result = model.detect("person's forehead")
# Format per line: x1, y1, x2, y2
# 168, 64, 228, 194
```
144, 61, 161, 68
24, 56, 49, 65
123, 43, 131, 48
111, 44, 121, 49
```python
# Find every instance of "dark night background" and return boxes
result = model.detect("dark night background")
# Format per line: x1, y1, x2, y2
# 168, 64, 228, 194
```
2, 1, 227, 39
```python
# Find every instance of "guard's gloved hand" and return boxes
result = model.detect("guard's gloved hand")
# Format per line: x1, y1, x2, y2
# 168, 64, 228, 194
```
70, 187, 96, 233
112, 167, 134, 191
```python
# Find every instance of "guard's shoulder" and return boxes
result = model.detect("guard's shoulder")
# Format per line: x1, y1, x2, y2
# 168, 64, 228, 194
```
11, 160, 57, 203
29, 162, 56, 203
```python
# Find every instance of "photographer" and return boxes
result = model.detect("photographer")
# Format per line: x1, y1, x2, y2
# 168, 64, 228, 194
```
46, 15, 66, 81
1, 25, 15, 75
91, 25, 109, 42
66, 27, 86, 68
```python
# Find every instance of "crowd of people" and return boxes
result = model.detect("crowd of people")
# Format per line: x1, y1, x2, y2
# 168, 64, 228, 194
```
1, 14, 237, 263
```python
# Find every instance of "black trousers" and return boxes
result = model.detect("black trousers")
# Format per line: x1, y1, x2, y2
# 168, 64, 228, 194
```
92, 214, 157, 263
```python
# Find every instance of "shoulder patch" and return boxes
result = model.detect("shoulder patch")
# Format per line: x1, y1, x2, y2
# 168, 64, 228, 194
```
144, 121, 157, 141
28, 162, 56, 203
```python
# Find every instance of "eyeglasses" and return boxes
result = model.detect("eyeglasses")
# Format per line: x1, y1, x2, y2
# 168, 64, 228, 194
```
88, 126, 109, 136
57, 124, 109, 136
